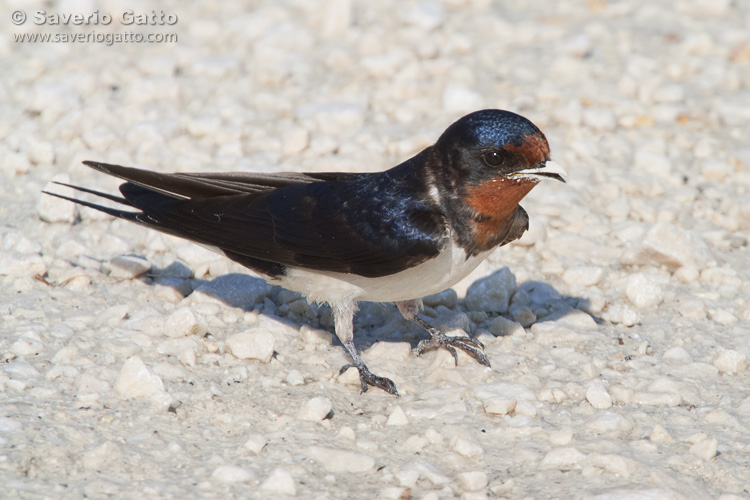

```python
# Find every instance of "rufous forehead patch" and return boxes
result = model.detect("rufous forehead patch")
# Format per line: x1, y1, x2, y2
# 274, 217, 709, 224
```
506, 133, 550, 167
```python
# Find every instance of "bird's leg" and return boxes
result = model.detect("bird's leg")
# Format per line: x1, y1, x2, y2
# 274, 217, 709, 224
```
397, 299, 491, 368
333, 300, 399, 396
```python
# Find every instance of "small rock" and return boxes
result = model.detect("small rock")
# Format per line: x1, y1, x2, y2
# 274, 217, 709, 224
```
386, 406, 409, 426
562, 266, 603, 287
285, 369, 305, 386
226, 331, 275, 363
457, 470, 488, 492
649, 424, 672, 443
689, 437, 718, 460
713, 350, 747, 374
299, 325, 333, 346
115, 356, 165, 399
622, 222, 712, 270
244, 433, 267, 454
450, 437, 484, 458
548, 428, 574, 446
297, 397, 332, 421
38, 175, 79, 223
306, 446, 375, 472
364, 342, 411, 362
0, 252, 46, 278
464, 268, 516, 313
107, 254, 152, 279
540, 447, 586, 469
625, 273, 663, 309
212, 465, 255, 482
585, 381, 613, 409
260, 467, 296, 495
483, 398, 516, 416
164, 307, 207, 338
662, 347, 692, 362
488, 316, 524, 337
605, 305, 640, 327
587, 411, 634, 438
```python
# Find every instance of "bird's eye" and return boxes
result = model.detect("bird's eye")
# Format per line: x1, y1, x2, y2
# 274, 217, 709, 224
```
482, 150, 505, 167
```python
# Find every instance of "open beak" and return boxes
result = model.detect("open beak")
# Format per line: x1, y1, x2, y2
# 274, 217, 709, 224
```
512, 160, 567, 183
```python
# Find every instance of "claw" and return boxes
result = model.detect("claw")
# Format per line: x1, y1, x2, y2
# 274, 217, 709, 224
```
340, 363, 399, 396
417, 329, 491, 368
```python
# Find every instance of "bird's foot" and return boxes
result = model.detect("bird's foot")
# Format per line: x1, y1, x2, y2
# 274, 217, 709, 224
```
339, 362, 399, 396
417, 329, 491, 368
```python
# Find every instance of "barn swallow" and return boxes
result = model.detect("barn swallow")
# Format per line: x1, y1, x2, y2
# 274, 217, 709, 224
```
44, 109, 565, 396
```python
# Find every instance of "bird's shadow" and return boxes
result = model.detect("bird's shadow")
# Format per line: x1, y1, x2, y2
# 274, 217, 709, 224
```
145, 262, 598, 349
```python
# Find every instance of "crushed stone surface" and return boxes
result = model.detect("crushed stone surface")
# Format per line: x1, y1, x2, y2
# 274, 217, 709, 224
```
2, 1, 750, 498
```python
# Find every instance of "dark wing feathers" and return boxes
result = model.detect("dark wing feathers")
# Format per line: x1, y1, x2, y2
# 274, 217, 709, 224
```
83, 161, 366, 198
50, 161, 446, 278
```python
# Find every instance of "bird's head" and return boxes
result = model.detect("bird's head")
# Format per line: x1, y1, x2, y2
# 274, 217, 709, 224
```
433, 109, 566, 251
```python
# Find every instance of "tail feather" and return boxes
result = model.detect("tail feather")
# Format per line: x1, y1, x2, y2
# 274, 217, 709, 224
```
41, 190, 140, 222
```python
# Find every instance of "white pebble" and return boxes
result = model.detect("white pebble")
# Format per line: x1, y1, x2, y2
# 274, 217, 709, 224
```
0, 252, 46, 278
297, 397, 332, 421
285, 369, 305, 386
401, 459, 451, 486
450, 436, 484, 458
386, 406, 409, 426
115, 356, 165, 399
548, 428, 574, 446
38, 175, 79, 223
649, 424, 672, 443
587, 411, 634, 438
464, 268, 516, 313
708, 308, 737, 325
625, 273, 663, 309
164, 308, 207, 338
306, 446, 374, 472
211, 465, 255, 483
604, 305, 640, 327
585, 381, 613, 409
540, 447, 586, 469
483, 398, 516, 416
562, 266, 603, 287
632, 392, 682, 407
713, 350, 747, 374
299, 325, 333, 346
457, 470, 488, 492
260, 467, 296, 495
530, 322, 592, 344
107, 254, 152, 279
662, 347, 692, 362
623, 222, 712, 270
689, 437, 718, 460
364, 342, 412, 362
226, 330, 275, 363
244, 433, 267, 454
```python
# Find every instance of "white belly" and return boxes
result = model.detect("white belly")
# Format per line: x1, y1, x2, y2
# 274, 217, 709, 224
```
274, 238, 491, 305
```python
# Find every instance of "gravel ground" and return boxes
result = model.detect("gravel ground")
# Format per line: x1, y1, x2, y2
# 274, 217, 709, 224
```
3, 0, 750, 498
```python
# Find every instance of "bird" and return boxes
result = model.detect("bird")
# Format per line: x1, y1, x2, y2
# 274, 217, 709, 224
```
44, 109, 566, 396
